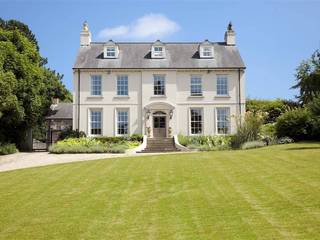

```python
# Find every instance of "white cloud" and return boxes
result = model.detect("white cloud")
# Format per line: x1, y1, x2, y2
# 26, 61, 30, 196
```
98, 14, 180, 41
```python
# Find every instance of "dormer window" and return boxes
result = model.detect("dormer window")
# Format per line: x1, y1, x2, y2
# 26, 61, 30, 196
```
154, 46, 163, 57
199, 40, 214, 59
203, 47, 212, 57
104, 40, 119, 58
151, 40, 166, 59
106, 47, 116, 57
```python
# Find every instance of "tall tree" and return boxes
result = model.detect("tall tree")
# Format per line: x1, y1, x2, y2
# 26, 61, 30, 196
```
293, 49, 320, 104
0, 20, 71, 149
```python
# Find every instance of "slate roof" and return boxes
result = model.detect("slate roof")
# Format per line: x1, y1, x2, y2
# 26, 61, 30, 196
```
46, 103, 73, 120
73, 42, 245, 69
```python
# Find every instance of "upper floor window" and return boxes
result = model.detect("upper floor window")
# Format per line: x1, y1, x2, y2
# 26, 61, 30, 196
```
91, 75, 102, 96
154, 75, 165, 96
203, 47, 212, 57
103, 40, 119, 58
190, 75, 202, 96
90, 110, 102, 135
199, 40, 214, 58
153, 46, 163, 57
117, 75, 128, 96
217, 75, 228, 96
151, 40, 166, 58
190, 108, 203, 135
216, 107, 230, 134
117, 110, 128, 135
106, 47, 116, 57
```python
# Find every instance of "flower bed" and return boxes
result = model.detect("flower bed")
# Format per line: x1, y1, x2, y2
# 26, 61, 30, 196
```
49, 136, 142, 154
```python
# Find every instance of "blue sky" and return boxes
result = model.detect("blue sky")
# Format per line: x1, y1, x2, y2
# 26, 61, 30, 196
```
1, 0, 320, 100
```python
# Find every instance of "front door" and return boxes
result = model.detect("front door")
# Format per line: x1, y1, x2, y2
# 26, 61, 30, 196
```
153, 116, 166, 138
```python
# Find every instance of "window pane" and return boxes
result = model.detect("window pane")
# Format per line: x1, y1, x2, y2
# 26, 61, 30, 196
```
154, 75, 165, 95
117, 110, 128, 135
91, 110, 102, 135
190, 76, 202, 96
91, 75, 102, 96
106, 47, 115, 57
190, 108, 203, 134
117, 75, 128, 95
217, 107, 230, 134
217, 75, 228, 95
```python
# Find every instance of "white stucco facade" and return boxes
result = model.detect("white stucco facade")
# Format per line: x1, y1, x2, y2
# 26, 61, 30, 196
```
73, 69, 245, 137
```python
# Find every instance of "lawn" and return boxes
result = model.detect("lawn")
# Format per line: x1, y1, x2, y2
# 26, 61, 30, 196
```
0, 143, 320, 239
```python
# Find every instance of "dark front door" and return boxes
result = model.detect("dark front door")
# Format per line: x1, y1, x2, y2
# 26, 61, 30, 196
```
153, 116, 166, 138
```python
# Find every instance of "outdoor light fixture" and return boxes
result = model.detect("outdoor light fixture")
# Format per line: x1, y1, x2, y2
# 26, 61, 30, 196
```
146, 110, 151, 119
169, 110, 173, 119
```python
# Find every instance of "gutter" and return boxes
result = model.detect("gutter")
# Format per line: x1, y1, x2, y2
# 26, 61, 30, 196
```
238, 68, 242, 119
77, 69, 80, 132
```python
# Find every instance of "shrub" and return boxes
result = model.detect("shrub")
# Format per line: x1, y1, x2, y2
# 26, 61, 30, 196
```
177, 135, 232, 151
58, 127, 86, 140
93, 135, 143, 144
231, 111, 266, 148
241, 141, 265, 150
277, 137, 294, 144
0, 143, 18, 155
49, 137, 129, 154
246, 99, 299, 123
275, 108, 312, 141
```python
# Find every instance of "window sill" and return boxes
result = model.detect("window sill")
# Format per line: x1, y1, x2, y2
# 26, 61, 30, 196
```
151, 95, 167, 98
114, 95, 130, 99
87, 96, 104, 99
214, 95, 231, 99
189, 95, 204, 98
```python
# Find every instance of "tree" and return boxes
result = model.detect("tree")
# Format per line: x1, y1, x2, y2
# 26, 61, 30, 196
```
0, 20, 71, 149
293, 49, 320, 104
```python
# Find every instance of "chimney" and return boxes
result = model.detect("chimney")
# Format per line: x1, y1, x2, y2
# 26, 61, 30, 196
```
80, 21, 91, 47
224, 22, 236, 45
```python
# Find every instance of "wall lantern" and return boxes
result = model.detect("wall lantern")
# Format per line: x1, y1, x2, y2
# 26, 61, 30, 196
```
146, 110, 151, 119
169, 110, 173, 119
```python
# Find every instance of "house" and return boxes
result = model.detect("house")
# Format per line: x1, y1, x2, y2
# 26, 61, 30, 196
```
46, 100, 73, 145
73, 22, 245, 145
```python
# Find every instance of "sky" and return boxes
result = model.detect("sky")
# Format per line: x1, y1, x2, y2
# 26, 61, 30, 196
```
1, 0, 320, 100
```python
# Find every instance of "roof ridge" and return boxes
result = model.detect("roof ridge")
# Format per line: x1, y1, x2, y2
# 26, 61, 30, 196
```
90, 41, 226, 45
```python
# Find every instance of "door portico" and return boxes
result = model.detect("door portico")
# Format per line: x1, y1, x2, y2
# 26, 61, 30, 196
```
144, 101, 175, 138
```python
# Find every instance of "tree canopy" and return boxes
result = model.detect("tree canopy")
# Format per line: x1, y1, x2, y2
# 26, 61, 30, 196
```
293, 49, 320, 104
0, 19, 71, 148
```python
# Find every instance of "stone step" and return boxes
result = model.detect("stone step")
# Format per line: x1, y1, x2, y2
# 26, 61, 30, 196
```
138, 137, 179, 153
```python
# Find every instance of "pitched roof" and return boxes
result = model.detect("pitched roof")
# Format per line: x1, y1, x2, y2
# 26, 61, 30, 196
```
73, 42, 245, 69
46, 103, 73, 120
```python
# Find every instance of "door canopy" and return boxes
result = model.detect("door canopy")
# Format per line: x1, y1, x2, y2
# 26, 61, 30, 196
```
144, 101, 175, 111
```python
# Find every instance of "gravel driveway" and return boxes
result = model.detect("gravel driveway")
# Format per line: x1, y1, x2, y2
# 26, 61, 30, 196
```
0, 152, 134, 172
0, 151, 185, 173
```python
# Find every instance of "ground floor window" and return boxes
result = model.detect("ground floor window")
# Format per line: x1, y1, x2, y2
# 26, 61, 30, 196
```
90, 110, 102, 135
216, 107, 230, 134
117, 110, 128, 135
190, 108, 203, 134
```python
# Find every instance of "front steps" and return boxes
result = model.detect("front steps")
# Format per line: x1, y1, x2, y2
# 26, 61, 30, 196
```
139, 137, 180, 153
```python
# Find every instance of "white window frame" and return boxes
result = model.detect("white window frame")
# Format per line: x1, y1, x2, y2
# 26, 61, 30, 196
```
89, 109, 102, 136
152, 46, 165, 58
116, 109, 129, 136
190, 75, 202, 96
117, 75, 128, 96
200, 46, 213, 58
216, 75, 229, 96
189, 108, 203, 135
153, 74, 166, 96
216, 107, 230, 135
104, 45, 119, 58
90, 75, 102, 96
